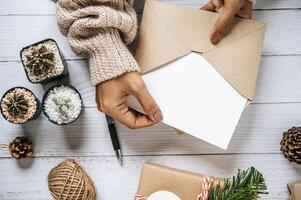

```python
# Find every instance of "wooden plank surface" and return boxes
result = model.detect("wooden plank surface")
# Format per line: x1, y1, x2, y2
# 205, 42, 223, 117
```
0, 155, 300, 200
0, 103, 300, 157
0, 0, 301, 200
0, 0, 301, 15
1, 55, 301, 105
0, 9, 301, 61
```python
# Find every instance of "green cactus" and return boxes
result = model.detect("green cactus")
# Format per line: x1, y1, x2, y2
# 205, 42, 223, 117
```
6, 93, 29, 117
25, 45, 55, 77
52, 96, 71, 120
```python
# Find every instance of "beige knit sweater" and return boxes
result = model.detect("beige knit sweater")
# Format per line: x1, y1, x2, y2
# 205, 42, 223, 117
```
56, 0, 139, 85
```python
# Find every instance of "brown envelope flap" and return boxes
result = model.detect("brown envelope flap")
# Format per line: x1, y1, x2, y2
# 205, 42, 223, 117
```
203, 26, 266, 100
288, 181, 301, 200
135, 0, 190, 74
137, 163, 221, 200
136, 0, 267, 100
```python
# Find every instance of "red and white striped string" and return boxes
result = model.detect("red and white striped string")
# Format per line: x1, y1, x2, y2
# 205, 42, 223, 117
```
135, 176, 215, 200
135, 194, 147, 200
197, 176, 215, 200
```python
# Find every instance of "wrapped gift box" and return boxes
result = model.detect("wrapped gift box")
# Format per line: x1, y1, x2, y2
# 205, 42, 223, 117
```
288, 181, 301, 200
136, 163, 221, 200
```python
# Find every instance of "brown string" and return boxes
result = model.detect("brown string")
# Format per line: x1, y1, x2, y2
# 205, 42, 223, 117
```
0, 144, 9, 148
48, 159, 96, 200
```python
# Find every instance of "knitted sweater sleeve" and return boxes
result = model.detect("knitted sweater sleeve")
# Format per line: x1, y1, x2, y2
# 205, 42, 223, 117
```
56, 0, 139, 85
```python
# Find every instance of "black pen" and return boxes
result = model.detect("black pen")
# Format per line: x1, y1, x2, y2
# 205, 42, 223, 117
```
105, 115, 122, 165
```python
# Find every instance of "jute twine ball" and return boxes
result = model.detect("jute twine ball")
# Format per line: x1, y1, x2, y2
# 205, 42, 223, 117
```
48, 159, 96, 200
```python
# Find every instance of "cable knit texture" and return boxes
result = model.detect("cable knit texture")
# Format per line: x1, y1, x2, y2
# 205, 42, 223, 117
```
56, 0, 139, 85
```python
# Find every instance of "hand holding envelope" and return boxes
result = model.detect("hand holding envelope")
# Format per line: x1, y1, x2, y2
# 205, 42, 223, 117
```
201, 0, 253, 44
127, 0, 266, 149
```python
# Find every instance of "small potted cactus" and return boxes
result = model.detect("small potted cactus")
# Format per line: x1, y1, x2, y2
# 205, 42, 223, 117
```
20, 39, 68, 84
42, 85, 83, 125
0, 87, 41, 124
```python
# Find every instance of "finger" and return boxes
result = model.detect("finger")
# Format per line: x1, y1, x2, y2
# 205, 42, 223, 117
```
237, 1, 253, 19
132, 85, 163, 123
210, 3, 243, 44
110, 102, 157, 129
95, 85, 102, 111
237, 9, 252, 19
211, 0, 224, 12
200, 2, 215, 11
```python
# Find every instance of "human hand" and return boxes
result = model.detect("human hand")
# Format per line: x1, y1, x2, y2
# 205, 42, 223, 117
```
201, 0, 253, 45
96, 72, 163, 129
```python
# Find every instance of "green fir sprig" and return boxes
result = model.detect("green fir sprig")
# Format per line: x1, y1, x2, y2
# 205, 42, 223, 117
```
209, 167, 268, 200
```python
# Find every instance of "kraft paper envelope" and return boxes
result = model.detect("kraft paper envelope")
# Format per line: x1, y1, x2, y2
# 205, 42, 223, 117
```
136, 163, 221, 200
127, 0, 266, 149
288, 181, 301, 200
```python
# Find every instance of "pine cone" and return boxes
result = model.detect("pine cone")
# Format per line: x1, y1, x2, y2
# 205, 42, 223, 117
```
9, 136, 34, 160
280, 127, 301, 165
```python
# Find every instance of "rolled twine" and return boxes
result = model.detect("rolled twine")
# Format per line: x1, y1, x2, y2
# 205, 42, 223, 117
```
48, 159, 96, 200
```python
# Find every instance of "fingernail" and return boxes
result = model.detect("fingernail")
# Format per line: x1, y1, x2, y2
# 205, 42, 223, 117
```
154, 111, 163, 122
211, 31, 222, 45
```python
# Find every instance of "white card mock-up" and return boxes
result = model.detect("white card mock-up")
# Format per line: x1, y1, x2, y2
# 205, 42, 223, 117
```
127, 52, 247, 149
148, 191, 181, 200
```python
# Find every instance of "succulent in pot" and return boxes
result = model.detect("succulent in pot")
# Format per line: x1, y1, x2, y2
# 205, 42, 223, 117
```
20, 39, 68, 84
0, 87, 41, 124
42, 85, 83, 125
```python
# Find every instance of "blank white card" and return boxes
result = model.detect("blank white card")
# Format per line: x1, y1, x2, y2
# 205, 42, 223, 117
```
128, 52, 247, 149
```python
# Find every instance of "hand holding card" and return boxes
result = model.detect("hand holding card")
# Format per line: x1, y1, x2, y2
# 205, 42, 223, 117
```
131, 0, 266, 149
128, 53, 247, 149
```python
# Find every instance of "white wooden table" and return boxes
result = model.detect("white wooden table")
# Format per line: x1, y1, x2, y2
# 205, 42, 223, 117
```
0, 0, 301, 199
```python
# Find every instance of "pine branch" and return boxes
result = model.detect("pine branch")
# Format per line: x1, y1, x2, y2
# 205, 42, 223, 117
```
209, 167, 268, 200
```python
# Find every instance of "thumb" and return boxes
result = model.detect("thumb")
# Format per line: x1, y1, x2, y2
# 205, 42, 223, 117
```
133, 86, 163, 123
210, 3, 243, 44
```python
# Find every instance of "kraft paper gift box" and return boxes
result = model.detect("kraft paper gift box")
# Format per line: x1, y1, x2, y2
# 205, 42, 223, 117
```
136, 163, 221, 200
128, 0, 267, 149
288, 181, 301, 200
